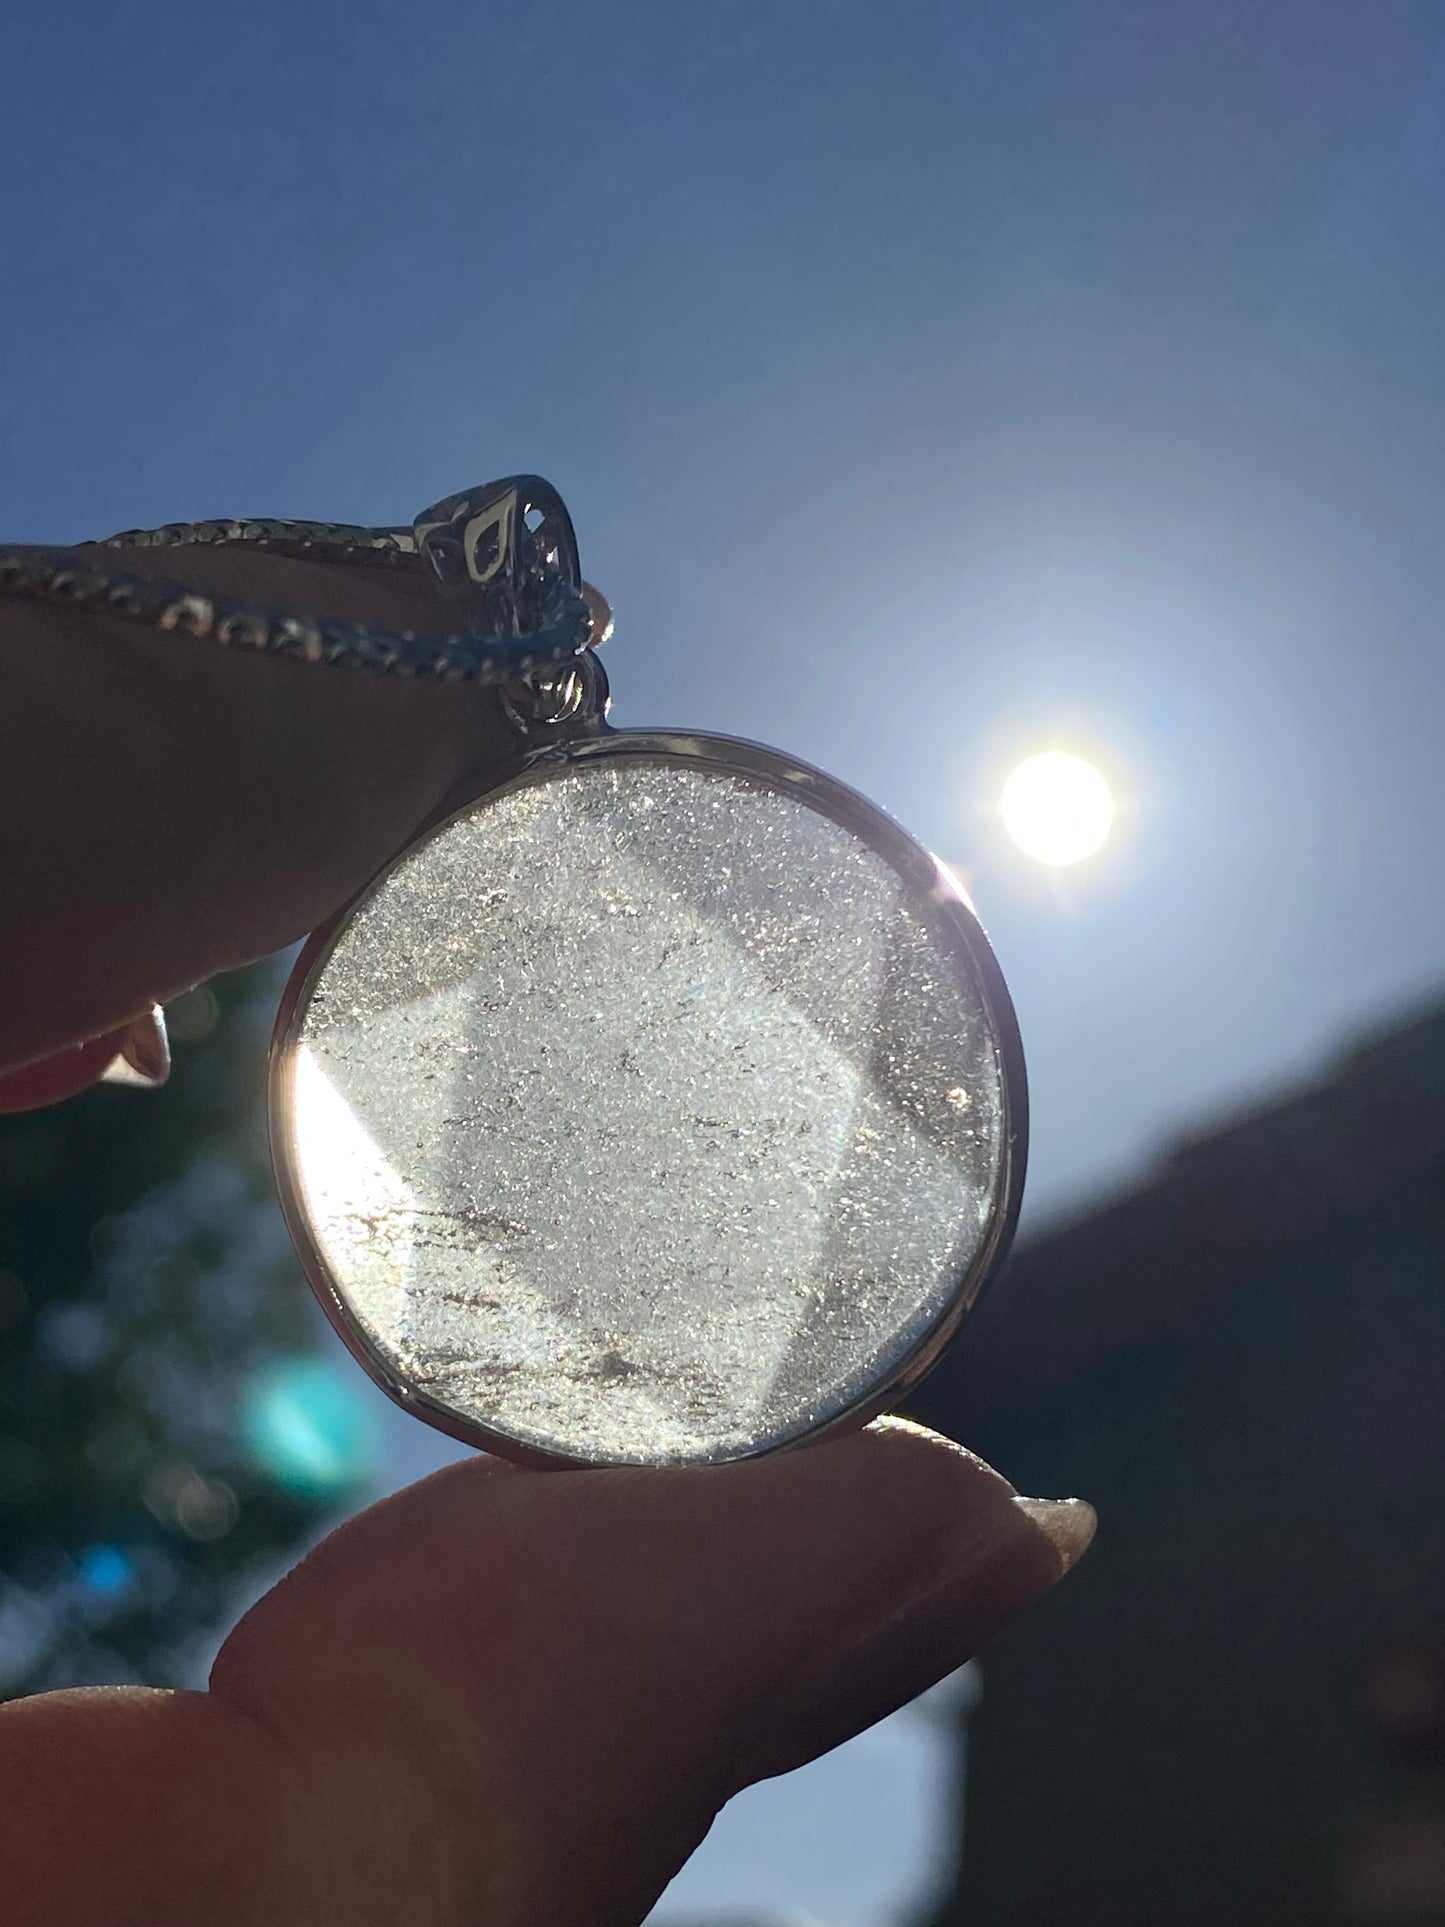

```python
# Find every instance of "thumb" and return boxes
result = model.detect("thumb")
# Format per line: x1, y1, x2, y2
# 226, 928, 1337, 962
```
212, 1420, 1094, 1927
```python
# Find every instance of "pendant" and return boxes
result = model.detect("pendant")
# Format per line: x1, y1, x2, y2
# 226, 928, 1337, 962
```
269, 479, 1026, 1467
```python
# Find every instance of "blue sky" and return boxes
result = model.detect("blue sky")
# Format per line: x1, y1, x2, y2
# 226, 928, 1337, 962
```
8, 3, 1445, 1916
7, 4, 1445, 1217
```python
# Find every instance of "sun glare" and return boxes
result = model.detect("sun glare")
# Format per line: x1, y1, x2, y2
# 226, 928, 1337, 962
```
1000, 751, 1115, 867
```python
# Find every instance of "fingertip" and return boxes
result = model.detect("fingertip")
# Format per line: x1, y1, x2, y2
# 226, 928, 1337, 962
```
0, 1028, 131, 1111
1012, 1495, 1098, 1575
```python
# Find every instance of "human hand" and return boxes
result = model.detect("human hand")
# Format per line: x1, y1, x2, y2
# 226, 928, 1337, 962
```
0, 540, 518, 1086
0, 543, 1094, 1924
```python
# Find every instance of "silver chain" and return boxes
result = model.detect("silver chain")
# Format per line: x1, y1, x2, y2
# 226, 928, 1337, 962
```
0, 476, 605, 702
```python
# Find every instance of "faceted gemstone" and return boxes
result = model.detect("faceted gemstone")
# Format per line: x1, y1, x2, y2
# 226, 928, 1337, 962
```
283, 752, 1008, 1465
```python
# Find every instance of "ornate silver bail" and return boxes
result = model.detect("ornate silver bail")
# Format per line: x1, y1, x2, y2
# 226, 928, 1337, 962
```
413, 476, 609, 737
412, 476, 583, 635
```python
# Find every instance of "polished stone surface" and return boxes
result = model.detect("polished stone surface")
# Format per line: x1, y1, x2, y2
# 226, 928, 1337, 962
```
286, 755, 1005, 1464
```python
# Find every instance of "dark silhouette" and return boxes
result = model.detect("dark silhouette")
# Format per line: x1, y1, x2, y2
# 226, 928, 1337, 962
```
915, 996, 1445, 1923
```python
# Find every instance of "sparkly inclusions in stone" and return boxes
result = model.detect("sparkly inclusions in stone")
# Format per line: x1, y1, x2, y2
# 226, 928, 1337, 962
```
285, 753, 1008, 1465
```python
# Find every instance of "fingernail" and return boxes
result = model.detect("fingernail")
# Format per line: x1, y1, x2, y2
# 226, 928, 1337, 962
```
1012, 1496, 1097, 1575
756, 1470, 1097, 1781
99, 1005, 171, 1089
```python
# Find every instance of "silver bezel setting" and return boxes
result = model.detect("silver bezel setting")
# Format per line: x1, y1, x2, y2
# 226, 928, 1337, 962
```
269, 726, 1028, 1468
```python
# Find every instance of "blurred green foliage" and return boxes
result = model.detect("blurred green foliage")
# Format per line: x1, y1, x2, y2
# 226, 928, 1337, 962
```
0, 967, 372, 1697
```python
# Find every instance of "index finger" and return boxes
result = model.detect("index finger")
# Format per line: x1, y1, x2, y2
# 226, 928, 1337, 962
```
0, 544, 519, 1072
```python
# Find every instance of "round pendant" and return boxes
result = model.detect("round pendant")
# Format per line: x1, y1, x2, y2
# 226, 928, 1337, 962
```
270, 731, 1026, 1467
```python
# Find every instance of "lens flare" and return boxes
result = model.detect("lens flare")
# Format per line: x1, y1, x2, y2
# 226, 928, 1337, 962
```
243, 1358, 378, 1497
1000, 752, 1115, 866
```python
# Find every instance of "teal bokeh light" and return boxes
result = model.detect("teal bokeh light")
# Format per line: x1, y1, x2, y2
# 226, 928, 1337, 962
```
242, 1357, 379, 1497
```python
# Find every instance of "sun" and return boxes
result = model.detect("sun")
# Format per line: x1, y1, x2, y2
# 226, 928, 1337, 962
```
1000, 751, 1115, 867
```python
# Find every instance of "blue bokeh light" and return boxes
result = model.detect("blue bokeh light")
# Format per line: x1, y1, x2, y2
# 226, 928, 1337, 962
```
76, 1544, 133, 1598
242, 1358, 379, 1497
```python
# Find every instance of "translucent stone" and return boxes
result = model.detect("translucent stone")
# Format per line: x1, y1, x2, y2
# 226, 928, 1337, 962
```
282, 751, 1008, 1465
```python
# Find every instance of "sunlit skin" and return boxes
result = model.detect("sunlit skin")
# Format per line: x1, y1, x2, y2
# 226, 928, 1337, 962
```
1000, 752, 1115, 867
